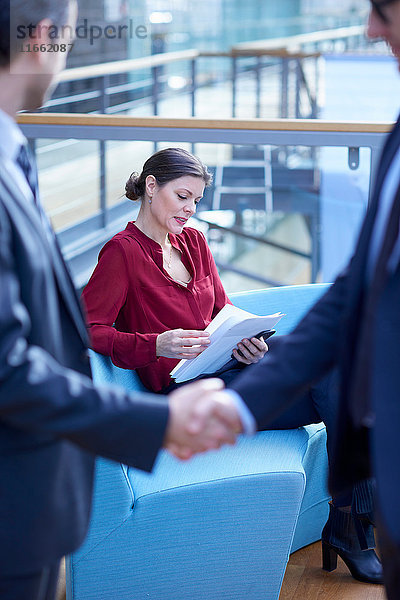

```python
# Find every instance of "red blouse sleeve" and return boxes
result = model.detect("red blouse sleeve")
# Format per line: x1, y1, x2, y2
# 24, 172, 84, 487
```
81, 240, 159, 370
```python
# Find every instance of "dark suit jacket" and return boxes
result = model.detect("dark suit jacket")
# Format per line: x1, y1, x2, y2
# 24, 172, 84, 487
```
230, 116, 400, 545
0, 162, 169, 576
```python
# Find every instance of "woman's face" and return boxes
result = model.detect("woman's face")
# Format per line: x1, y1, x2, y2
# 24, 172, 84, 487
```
146, 175, 205, 235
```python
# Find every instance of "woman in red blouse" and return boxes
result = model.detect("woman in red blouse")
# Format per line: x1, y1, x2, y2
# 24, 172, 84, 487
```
82, 148, 381, 584
82, 148, 267, 393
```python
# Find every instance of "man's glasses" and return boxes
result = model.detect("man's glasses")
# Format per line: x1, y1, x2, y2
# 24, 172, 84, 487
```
370, 0, 399, 23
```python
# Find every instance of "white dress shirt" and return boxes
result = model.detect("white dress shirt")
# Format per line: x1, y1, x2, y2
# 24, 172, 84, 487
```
0, 107, 36, 205
227, 388, 257, 434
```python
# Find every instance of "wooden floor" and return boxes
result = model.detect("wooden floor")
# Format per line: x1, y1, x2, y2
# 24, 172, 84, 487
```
58, 541, 386, 600
279, 542, 386, 600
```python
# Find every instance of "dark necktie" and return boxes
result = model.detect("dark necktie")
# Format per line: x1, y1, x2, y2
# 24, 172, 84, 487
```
16, 143, 39, 205
350, 184, 400, 428
16, 145, 87, 340
16, 143, 55, 239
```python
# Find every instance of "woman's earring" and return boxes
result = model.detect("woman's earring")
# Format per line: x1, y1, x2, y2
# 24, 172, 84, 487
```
149, 195, 152, 204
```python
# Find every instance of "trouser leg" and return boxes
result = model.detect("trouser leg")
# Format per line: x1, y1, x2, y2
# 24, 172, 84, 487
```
161, 362, 246, 394
0, 562, 60, 600
261, 371, 334, 435
264, 371, 377, 554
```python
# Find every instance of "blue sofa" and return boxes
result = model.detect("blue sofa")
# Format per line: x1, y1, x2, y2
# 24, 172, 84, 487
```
66, 283, 331, 600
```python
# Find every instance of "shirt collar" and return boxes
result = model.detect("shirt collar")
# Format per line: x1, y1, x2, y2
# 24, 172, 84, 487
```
127, 221, 181, 251
0, 108, 26, 162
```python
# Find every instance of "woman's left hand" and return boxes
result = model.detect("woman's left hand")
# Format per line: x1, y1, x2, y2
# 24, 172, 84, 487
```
232, 336, 269, 365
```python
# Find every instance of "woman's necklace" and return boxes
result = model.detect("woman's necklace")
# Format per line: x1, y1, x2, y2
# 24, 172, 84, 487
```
167, 238, 172, 269
134, 225, 189, 284
166, 240, 191, 286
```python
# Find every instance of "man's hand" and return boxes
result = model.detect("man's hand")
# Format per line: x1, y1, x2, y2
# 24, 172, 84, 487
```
164, 379, 243, 460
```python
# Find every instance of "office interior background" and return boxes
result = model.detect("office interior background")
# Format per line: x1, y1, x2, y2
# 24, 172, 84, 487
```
25, 0, 394, 295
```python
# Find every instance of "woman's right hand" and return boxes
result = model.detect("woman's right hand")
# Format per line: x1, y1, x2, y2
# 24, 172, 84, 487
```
156, 329, 210, 360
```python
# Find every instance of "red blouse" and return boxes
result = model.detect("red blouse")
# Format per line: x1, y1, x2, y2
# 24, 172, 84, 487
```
81, 223, 231, 392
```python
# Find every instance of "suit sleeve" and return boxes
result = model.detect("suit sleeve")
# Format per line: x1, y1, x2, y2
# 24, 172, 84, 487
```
81, 240, 159, 370
0, 205, 168, 472
228, 270, 349, 429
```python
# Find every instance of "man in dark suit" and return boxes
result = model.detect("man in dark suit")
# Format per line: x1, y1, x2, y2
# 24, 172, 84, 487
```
218, 2, 400, 597
0, 2, 241, 597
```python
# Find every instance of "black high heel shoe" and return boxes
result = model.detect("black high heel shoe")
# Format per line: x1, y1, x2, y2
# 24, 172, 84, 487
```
322, 540, 383, 584
321, 501, 383, 584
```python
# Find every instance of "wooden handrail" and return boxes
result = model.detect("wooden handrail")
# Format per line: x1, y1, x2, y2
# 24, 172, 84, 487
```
57, 49, 200, 83
231, 25, 366, 55
234, 49, 322, 59
198, 51, 233, 58
17, 113, 393, 134
200, 49, 321, 59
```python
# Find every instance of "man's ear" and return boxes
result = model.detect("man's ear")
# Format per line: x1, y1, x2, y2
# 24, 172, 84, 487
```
26, 19, 54, 68
9, 18, 55, 74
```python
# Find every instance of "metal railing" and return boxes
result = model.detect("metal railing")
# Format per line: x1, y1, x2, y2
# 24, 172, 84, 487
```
18, 113, 392, 289
44, 25, 375, 120
53, 49, 199, 116
230, 25, 367, 119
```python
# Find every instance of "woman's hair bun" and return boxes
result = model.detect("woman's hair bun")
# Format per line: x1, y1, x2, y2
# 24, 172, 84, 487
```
125, 147, 212, 202
125, 172, 143, 201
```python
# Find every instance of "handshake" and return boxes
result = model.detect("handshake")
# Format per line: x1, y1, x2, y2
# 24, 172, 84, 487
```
164, 379, 243, 460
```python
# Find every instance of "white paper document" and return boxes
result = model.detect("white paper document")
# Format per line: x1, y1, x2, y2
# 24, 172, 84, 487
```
170, 303, 284, 383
